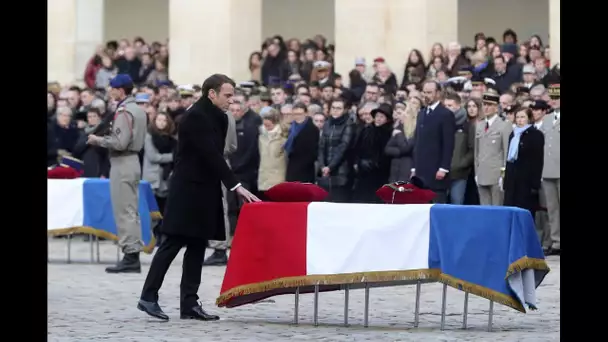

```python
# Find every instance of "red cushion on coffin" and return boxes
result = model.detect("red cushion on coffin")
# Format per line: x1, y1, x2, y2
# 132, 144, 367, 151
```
376, 182, 436, 204
47, 167, 82, 179
264, 182, 328, 202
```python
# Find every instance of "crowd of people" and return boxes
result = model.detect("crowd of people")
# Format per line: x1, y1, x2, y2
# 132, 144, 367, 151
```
47, 28, 561, 267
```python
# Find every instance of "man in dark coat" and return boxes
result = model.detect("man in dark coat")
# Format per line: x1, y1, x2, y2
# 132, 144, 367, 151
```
285, 102, 319, 183
138, 74, 259, 321
411, 81, 456, 203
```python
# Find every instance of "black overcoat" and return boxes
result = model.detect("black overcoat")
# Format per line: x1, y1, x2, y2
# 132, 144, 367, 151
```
412, 103, 456, 190
160, 97, 239, 241
285, 118, 319, 183
503, 127, 544, 214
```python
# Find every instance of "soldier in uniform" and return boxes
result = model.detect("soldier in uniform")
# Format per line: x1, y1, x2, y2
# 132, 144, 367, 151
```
87, 74, 147, 273
540, 84, 560, 255
474, 91, 512, 206
178, 85, 196, 109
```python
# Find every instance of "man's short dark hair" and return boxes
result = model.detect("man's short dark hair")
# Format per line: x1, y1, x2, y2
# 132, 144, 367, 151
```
68, 86, 82, 93
296, 84, 309, 93
329, 97, 347, 110
423, 80, 442, 92
444, 93, 461, 104
494, 55, 506, 64
87, 107, 102, 117
201, 74, 235, 97
292, 102, 308, 112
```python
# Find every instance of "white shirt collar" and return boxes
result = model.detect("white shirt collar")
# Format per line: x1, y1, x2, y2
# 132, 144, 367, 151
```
429, 101, 440, 111
486, 114, 498, 126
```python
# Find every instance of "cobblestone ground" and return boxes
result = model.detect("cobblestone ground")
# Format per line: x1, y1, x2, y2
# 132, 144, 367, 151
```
48, 237, 560, 342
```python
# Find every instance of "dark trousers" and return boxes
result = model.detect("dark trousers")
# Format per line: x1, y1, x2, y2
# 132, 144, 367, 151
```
431, 190, 448, 204
140, 234, 208, 310
324, 185, 351, 203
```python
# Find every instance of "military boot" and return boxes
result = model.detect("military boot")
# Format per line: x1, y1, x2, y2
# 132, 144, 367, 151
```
106, 253, 141, 273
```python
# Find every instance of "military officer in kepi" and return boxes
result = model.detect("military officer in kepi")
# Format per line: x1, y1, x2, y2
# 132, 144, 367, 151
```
87, 74, 147, 273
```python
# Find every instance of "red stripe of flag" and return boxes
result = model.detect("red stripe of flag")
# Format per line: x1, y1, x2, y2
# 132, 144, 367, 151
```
219, 202, 309, 305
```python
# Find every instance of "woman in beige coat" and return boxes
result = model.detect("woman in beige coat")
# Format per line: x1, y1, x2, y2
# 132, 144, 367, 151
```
257, 107, 288, 197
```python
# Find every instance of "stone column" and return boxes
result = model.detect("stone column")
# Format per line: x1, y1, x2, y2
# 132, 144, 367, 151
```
74, 0, 104, 84
48, 0, 104, 85
48, 0, 77, 84
334, 0, 458, 86
549, 0, 560, 65
169, 0, 262, 85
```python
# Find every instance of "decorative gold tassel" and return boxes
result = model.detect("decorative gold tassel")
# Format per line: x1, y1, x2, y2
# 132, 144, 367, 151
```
217, 258, 550, 313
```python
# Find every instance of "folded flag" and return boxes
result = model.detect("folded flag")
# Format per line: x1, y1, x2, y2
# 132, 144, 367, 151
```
47, 178, 161, 253
47, 156, 85, 179
217, 202, 550, 312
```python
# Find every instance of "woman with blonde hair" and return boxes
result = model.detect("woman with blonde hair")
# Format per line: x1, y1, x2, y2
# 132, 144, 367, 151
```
257, 107, 288, 199
384, 99, 418, 182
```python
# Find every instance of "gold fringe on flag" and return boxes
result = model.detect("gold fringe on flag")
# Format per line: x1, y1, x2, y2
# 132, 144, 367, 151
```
217, 259, 550, 313
505, 256, 550, 279
47, 211, 162, 254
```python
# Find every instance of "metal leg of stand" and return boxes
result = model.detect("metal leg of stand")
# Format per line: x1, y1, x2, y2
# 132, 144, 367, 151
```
89, 235, 94, 263
343, 285, 349, 327
67, 234, 72, 264
462, 292, 469, 329
487, 300, 494, 332
313, 283, 320, 327
96, 238, 100, 263
363, 283, 370, 328
293, 287, 299, 325
414, 281, 421, 327
440, 283, 447, 330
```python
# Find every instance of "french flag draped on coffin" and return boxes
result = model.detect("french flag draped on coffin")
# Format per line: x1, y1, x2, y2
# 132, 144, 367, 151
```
47, 178, 161, 253
217, 202, 550, 313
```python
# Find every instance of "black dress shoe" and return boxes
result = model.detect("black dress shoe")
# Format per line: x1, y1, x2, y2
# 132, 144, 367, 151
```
180, 303, 220, 321
547, 247, 561, 256
137, 300, 169, 321
203, 250, 228, 266
106, 253, 141, 273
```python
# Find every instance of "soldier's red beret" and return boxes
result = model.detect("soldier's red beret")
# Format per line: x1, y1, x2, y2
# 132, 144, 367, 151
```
375, 180, 436, 204
47, 166, 82, 179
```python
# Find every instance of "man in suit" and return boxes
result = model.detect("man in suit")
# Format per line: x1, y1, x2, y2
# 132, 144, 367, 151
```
474, 91, 512, 205
411, 81, 456, 203
540, 84, 560, 255
138, 74, 260, 321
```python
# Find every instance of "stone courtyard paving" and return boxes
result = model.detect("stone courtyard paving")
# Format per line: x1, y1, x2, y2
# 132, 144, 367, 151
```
48, 237, 560, 342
